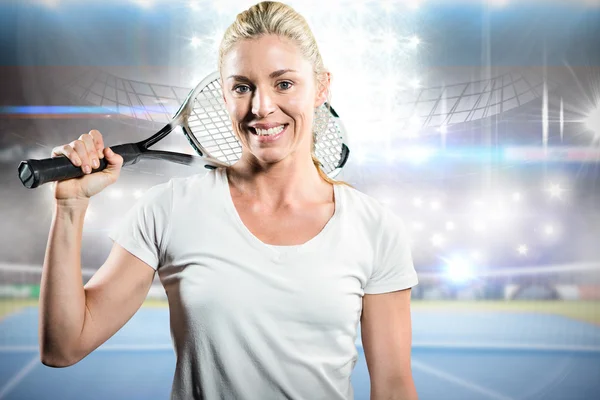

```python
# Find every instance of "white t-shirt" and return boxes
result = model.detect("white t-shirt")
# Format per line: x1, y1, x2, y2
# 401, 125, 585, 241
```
108, 167, 418, 400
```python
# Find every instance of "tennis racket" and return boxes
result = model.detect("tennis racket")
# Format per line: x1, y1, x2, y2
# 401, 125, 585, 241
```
18, 71, 350, 189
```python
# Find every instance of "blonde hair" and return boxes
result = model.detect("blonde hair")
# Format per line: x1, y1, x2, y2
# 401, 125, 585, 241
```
219, 1, 347, 186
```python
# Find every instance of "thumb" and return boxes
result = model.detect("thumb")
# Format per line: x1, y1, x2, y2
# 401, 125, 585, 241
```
103, 147, 123, 170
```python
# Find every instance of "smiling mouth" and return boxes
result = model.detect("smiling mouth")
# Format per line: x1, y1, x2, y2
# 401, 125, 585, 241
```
250, 124, 288, 136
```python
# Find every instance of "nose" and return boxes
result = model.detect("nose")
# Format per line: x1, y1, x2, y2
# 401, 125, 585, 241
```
251, 87, 276, 118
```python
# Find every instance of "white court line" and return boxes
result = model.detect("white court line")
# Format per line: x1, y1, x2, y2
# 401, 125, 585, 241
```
3, 342, 600, 353
0, 356, 39, 399
354, 341, 600, 353
411, 341, 600, 353
0, 344, 174, 353
412, 359, 515, 400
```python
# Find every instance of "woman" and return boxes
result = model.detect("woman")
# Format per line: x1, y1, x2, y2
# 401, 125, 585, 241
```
40, 2, 419, 399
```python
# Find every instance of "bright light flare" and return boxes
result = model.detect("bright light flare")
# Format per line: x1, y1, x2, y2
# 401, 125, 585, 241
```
544, 224, 557, 236
430, 200, 441, 211
517, 245, 528, 255
445, 257, 474, 283
408, 35, 421, 48
191, 36, 201, 48
584, 105, 600, 135
548, 183, 564, 199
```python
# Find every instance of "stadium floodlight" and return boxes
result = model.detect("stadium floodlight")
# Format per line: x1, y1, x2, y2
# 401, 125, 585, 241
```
544, 224, 555, 236
445, 221, 455, 231
445, 257, 473, 283
517, 245, 528, 255
584, 105, 600, 136
548, 183, 564, 199
430, 200, 441, 211
191, 36, 201, 48
408, 35, 421, 48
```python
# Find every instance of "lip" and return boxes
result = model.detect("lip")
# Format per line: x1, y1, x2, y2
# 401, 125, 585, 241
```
250, 122, 287, 130
251, 124, 287, 143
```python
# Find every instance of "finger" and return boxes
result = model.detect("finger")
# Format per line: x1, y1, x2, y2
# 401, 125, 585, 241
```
79, 134, 99, 170
103, 147, 123, 168
88, 130, 105, 159
72, 140, 91, 174
52, 144, 82, 167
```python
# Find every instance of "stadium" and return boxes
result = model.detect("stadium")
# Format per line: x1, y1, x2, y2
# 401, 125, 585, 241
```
0, 0, 599, 399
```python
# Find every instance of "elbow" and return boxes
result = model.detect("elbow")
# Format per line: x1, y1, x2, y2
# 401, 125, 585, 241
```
40, 354, 75, 368
39, 344, 82, 368
40, 352, 81, 368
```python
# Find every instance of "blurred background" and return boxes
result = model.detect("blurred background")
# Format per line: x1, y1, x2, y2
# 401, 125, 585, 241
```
0, 0, 599, 399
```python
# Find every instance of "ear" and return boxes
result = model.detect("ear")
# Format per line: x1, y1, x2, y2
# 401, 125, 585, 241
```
314, 71, 331, 108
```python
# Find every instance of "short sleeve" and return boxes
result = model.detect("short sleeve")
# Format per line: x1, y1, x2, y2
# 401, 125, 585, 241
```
107, 180, 173, 270
364, 208, 418, 294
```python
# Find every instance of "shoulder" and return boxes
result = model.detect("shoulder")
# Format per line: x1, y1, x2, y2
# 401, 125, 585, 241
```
338, 184, 410, 249
167, 168, 221, 199
338, 184, 403, 225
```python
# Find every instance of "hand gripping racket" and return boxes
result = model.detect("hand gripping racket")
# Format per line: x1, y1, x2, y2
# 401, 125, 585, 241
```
18, 71, 350, 189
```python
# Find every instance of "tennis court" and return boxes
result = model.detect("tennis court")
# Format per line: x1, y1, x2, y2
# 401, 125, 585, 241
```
1, 300, 599, 400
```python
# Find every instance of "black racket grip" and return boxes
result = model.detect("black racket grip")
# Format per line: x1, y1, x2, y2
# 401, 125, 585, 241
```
18, 143, 142, 189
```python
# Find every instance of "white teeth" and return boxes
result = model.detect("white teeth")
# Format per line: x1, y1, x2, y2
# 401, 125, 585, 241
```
255, 125, 285, 136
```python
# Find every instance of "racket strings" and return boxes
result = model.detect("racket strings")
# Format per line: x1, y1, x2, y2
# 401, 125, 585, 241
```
186, 78, 344, 175
188, 80, 242, 163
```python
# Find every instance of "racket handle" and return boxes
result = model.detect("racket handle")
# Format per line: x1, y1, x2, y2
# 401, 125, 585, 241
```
18, 143, 142, 189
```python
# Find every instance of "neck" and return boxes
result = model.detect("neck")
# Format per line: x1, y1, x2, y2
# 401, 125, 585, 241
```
226, 152, 330, 208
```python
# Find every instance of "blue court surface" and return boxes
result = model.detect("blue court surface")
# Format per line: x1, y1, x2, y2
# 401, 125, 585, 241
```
1, 305, 599, 400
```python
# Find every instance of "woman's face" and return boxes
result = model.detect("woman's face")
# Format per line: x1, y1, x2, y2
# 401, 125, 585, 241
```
220, 34, 327, 168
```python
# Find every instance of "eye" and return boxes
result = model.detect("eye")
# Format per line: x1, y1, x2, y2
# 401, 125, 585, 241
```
277, 81, 293, 90
233, 84, 251, 94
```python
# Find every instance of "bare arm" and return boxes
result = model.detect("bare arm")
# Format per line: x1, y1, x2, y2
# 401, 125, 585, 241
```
39, 130, 155, 367
361, 288, 418, 400
39, 199, 156, 367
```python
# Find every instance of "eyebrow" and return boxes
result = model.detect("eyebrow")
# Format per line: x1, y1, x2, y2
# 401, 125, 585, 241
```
227, 69, 298, 81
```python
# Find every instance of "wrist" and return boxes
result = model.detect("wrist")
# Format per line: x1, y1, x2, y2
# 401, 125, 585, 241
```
54, 197, 90, 212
